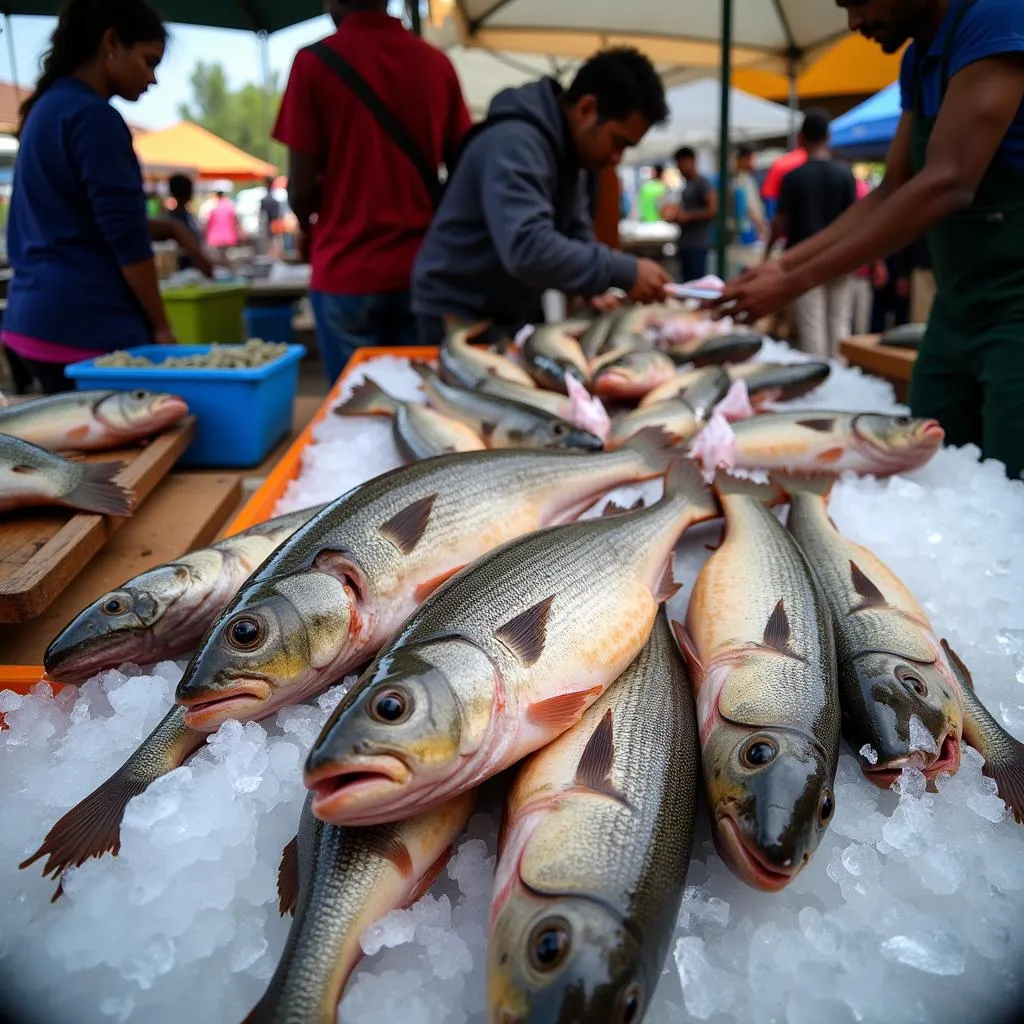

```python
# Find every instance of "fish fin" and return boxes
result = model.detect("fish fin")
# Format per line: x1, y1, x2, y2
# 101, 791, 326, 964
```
527, 685, 603, 732
712, 471, 782, 506
276, 835, 300, 917
942, 640, 1024, 824
574, 709, 629, 805
66, 461, 134, 516
66, 424, 91, 442
850, 561, 886, 611
762, 599, 803, 660
795, 417, 837, 433
413, 565, 465, 603
495, 596, 555, 667
367, 829, 414, 878
410, 360, 435, 382
496, 804, 512, 863
479, 421, 497, 443
335, 378, 399, 418
601, 497, 646, 518
771, 471, 835, 501
406, 844, 455, 907
670, 617, 701, 674
655, 560, 681, 603
620, 426, 684, 475
665, 458, 720, 520
816, 447, 845, 464
378, 494, 437, 555
444, 316, 492, 342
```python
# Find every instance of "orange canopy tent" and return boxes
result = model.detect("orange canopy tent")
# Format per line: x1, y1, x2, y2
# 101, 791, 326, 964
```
133, 121, 276, 184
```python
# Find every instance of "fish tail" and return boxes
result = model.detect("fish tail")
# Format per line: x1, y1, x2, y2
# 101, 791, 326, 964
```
713, 471, 783, 506
666, 457, 720, 520
621, 426, 686, 474
66, 461, 134, 516
771, 471, 835, 501
335, 379, 399, 419
444, 317, 492, 346
410, 360, 436, 383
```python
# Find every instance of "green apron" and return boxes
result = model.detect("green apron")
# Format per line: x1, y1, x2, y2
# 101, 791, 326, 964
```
908, 0, 1024, 479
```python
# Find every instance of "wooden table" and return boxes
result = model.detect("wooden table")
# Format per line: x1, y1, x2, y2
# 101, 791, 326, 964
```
840, 334, 918, 403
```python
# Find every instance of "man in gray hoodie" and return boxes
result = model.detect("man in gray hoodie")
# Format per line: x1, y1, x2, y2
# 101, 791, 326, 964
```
412, 48, 672, 344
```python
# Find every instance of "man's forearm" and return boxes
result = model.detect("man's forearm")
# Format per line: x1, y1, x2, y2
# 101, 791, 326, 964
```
121, 258, 169, 333
779, 184, 890, 271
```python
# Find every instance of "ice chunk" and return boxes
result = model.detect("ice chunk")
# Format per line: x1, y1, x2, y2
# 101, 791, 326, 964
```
880, 932, 968, 976
908, 714, 939, 755
859, 743, 879, 765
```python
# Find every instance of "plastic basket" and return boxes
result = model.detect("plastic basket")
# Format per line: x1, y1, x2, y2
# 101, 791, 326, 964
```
161, 283, 249, 343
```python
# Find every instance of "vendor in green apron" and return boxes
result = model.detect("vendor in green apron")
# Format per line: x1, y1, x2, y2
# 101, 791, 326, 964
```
711, 0, 1024, 479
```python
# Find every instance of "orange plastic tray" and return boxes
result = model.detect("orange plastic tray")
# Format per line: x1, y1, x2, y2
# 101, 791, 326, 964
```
0, 346, 439, 698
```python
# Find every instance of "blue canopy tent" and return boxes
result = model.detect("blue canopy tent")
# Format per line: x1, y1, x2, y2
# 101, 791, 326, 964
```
830, 82, 902, 160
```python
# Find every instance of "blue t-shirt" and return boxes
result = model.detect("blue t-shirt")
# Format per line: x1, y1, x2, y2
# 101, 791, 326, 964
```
899, 0, 1024, 173
5, 78, 154, 351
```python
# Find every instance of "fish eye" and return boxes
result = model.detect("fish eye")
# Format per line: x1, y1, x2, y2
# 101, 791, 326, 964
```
895, 665, 927, 696
370, 688, 410, 724
740, 736, 777, 768
614, 981, 644, 1024
130, 389, 148, 400
102, 595, 128, 615
894, 416, 912, 426
528, 917, 571, 972
227, 615, 263, 650
550, 422, 568, 437
819, 787, 835, 825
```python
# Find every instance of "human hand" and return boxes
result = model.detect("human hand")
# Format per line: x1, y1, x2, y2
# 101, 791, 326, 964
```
193, 250, 215, 279
153, 323, 177, 345
661, 203, 681, 222
705, 260, 802, 324
629, 259, 673, 304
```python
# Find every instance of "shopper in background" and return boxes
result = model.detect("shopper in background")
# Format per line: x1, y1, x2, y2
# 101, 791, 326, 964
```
205, 189, 240, 256
259, 176, 281, 254
166, 173, 200, 270
729, 143, 767, 273
636, 163, 668, 222
2, 0, 202, 393
661, 146, 717, 282
274, 0, 471, 383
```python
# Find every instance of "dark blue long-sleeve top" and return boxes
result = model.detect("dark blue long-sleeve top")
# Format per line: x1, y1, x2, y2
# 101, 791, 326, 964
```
5, 78, 154, 354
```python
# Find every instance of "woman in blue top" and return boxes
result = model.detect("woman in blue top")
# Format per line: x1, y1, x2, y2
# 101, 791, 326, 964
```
3, 0, 210, 394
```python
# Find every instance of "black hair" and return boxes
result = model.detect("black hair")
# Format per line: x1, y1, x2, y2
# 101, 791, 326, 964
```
801, 108, 831, 145
736, 143, 756, 158
168, 173, 193, 204
674, 146, 697, 163
20, 0, 167, 134
565, 47, 669, 127
652, 163, 664, 176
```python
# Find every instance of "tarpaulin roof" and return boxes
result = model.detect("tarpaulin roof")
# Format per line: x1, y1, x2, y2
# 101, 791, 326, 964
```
830, 82, 901, 158
133, 121, 276, 182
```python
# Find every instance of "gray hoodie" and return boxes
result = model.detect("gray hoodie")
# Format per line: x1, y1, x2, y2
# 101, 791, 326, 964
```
411, 77, 638, 325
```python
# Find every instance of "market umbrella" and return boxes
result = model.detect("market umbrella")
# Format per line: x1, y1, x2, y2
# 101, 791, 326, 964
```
830, 82, 901, 160
134, 121, 277, 182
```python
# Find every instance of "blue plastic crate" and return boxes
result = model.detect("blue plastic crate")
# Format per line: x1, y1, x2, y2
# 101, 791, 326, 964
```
65, 344, 305, 469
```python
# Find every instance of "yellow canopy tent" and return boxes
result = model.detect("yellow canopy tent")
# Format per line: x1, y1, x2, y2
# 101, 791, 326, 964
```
133, 122, 276, 184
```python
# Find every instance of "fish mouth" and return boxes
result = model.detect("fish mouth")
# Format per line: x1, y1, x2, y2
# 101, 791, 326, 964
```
306, 754, 412, 823
44, 630, 155, 685
715, 812, 803, 893
917, 420, 945, 446
179, 678, 273, 730
862, 732, 960, 789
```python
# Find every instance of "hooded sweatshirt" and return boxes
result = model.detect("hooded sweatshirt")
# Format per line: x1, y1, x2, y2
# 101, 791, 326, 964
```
412, 78, 638, 326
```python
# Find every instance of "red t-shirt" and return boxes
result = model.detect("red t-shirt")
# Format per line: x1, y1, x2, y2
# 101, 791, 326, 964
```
761, 148, 808, 202
272, 13, 471, 296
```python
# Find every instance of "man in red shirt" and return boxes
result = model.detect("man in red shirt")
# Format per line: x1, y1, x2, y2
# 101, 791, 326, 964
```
273, 0, 471, 382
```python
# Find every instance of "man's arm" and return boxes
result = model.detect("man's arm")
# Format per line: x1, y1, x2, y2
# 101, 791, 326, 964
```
764, 210, 787, 259
148, 217, 213, 277
287, 150, 321, 235
673, 181, 719, 225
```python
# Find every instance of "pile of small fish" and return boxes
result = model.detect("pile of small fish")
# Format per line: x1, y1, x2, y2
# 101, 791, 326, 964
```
11, 309, 1024, 1024
94, 339, 289, 370
0, 389, 189, 517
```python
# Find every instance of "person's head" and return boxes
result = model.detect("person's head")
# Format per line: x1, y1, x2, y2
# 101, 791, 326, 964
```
215, 190, 226, 200
837, 0, 930, 55
562, 48, 669, 171
674, 146, 697, 179
20, 0, 167, 132
798, 109, 832, 151
736, 143, 756, 173
324, 0, 388, 28
168, 174, 193, 207
650, 163, 665, 181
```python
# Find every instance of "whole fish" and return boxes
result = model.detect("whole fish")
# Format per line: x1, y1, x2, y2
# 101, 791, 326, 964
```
44, 506, 326, 685
522, 324, 592, 393
0, 389, 188, 452
608, 367, 730, 449
476, 375, 573, 420
579, 310, 621, 362
243, 791, 475, 1024
641, 360, 831, 409
304, 458, 718, 828
488, 613, 699, 1024
591, 349, 678, 402
674, 473, 840, 892
175, 433, 681, 734
439, 321, 536, 389
335, 378, 485, 461
663, 332, 763, 367
779, 473, 1024, 821
0, 435, 133, 515
693, 411, 944, 477
412, 363, 602, 451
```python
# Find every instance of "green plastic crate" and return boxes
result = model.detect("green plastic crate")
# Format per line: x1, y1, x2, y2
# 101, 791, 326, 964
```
162, 283, 250, 344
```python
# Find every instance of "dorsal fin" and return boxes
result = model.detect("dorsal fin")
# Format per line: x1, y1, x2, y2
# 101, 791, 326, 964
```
850, 561, 886, 611
495, 596, 555, 667
762, 599, 803, 660
378, 494, 437, 554
277, 835, 299, 917
795, 417, 837, 433
601, 497, 646, 517
574, 709, 629, 805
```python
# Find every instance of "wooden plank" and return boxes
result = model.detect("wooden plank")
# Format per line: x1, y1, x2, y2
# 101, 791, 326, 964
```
0, 417, 196, 623
0, 470, 241, 672
840, 334, 917, 403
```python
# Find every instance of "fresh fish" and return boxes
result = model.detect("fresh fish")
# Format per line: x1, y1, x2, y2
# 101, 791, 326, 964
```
175, 433, 682, 734
779, 473, 1024, 821
488, 613, 699, 1024
439, 321, 536, 389
0, 389, 188, 452
663, 332, 763, 367
0, 435, 133, 515
692, 411, 944, 477
579, 310, 621, 361
522, 324, 592, 393
641, 360, 831, 409
244, 791, 475, 1024
674, 474, 840, 892
608, 367, 730, 449
304, 458, 718, 828
44, 506, 326, 685
591, 349, 678, 402
601, 305, 674, 357
476, 376, 573, 420
412, 363, 602, 451
335, 378, 485, 461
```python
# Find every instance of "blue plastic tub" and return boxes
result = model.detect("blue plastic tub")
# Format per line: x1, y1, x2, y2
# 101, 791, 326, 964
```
65, 344, 305, 469
244, 305, 295, 345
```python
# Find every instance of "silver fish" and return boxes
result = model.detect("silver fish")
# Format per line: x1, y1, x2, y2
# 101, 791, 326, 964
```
439, 321, 535, 389
522, 324, 592, 393
641, 360, 831, 409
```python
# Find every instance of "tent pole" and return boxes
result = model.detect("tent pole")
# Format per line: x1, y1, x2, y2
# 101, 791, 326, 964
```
258, 31, 271, 161
408, 0, 422, 35
715, 0, 733, 279
5, 14, 22, 103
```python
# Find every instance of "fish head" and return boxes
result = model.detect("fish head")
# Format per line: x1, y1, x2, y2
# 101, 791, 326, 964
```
706, 722, 835, 892
96, 389, 189, 437
304, 638, 496, 825
488, 888, 647, 1024
175, 570, 357, 731
690, 334, 763, 368
44, 564, 196, 684
851, 414, 944, 470
530, 417, 604, 452
845, 652, 962, 786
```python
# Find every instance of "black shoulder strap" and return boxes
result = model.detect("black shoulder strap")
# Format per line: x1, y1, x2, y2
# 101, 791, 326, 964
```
306, 41, 440, 208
